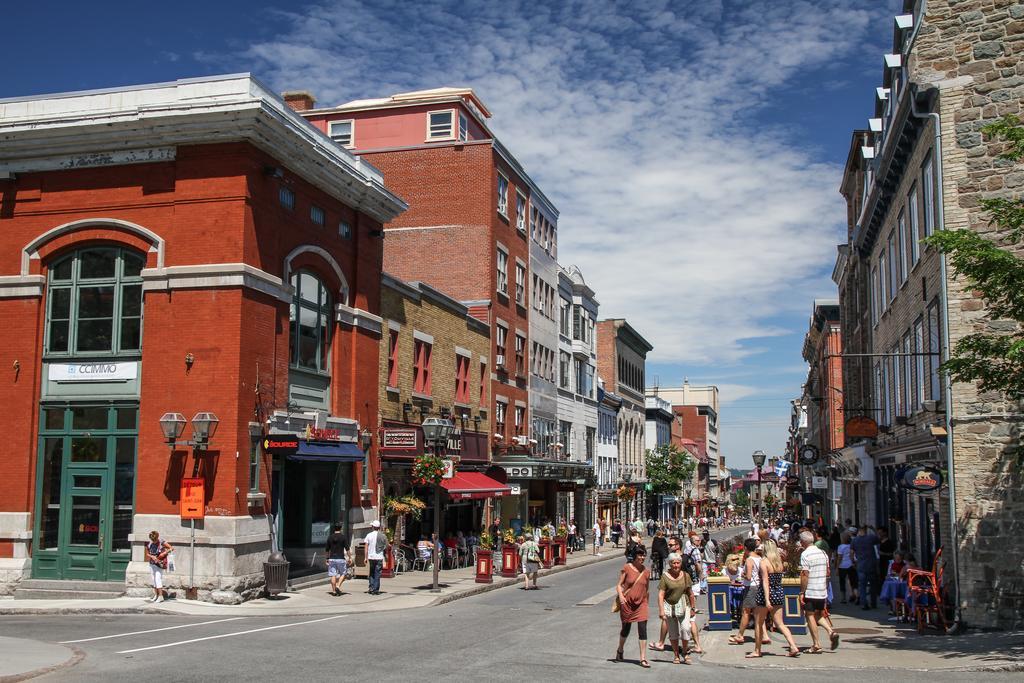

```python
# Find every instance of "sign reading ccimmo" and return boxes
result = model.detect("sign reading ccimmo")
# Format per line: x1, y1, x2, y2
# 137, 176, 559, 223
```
48, 362, 138, 382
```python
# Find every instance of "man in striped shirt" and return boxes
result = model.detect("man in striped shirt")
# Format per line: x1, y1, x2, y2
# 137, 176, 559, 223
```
799, 531, 840, 653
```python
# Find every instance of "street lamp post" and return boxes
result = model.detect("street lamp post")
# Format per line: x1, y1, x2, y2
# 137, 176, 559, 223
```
421, 417, 455, 593
752, 450, 767, 522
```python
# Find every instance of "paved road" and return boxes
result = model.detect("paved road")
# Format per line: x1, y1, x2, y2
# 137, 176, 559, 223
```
1, 528, 1018, 681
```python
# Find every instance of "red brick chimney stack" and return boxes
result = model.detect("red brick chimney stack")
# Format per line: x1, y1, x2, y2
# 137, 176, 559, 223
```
282, 90, 317, 112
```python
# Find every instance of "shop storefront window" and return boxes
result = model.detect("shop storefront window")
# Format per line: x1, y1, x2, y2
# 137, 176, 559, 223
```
45, 247, 144, 356
38, 438, 63, 549
289, 270, 333, 373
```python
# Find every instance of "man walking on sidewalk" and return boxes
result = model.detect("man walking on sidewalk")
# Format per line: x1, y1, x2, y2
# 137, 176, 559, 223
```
325, 522, 350, 596
799, 531, 839, 653
364, 520, 386, 595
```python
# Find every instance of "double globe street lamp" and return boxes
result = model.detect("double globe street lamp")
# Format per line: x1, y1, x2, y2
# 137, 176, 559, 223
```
752, 449, 767, 520
159, 411, 221, 451
421, 416, 455, 593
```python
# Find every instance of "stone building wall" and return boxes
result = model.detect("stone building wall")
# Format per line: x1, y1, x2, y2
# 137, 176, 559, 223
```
912, 0, 1024, 630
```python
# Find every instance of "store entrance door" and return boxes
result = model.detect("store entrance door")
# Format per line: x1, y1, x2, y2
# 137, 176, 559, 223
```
62, 469, 112, 580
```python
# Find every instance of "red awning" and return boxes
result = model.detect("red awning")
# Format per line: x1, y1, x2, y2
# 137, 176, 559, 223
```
441, 472, 512, 500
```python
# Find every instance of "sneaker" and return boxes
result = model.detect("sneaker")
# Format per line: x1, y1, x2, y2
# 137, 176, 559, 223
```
148, 595, 158, 603
155, 595, 165, 603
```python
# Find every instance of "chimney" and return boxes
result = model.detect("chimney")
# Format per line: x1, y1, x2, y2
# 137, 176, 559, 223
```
282, 91, 317, 112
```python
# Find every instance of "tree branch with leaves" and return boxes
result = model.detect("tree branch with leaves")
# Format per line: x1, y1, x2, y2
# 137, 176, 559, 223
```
644, 443, 697, 495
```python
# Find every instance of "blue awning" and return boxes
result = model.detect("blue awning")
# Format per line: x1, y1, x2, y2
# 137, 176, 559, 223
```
287, 440, 365, 462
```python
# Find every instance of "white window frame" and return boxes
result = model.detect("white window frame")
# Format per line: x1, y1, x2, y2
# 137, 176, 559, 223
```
898, 211, 908, 284
328, 119, 355, 147
515, 192, 527, 232
514, 260, 526, 305
913, 317, 926, 410
496, 246, 508, 296
496, 173, 509, 217
458, 111, 468, 142
908, 184, 920, 266
426, 109, 456, 141
922, 151, 936, 237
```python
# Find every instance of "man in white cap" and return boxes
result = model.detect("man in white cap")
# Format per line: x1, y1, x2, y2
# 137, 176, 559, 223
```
364, 520, 387, 595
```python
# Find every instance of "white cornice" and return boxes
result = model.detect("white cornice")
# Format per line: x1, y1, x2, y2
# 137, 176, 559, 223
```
0, 74, 408, 224
0, 274, 44, 298
141, 263, 292, 302
336, 302, 383, 336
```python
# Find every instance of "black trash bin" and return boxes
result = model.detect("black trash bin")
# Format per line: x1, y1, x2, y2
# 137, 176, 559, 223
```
264, 551, 289, 598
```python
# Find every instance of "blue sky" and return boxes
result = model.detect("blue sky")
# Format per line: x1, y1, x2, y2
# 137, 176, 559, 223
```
2, 0, 902, 468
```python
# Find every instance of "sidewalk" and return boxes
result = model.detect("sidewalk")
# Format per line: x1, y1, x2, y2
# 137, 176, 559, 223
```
0, 547, 619, 618
698, 599, 1024, 673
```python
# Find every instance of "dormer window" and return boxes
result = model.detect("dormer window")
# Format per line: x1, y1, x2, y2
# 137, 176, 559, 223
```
458, 112, 469, 141
428, 110, 454, 140
329, 120, 354, 147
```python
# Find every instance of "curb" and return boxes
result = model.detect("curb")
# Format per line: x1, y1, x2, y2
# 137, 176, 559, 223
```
0, 552, 622, 618
0, 643, 84, 683
700, 659, 1024, 674
429, 551, 621, 606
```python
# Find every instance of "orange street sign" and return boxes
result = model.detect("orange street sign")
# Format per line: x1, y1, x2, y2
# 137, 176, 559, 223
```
180, 477, 205, 520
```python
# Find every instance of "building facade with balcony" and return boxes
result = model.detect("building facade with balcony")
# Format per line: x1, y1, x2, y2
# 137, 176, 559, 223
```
832, 0, 1024, 629
0, 75, 405, 600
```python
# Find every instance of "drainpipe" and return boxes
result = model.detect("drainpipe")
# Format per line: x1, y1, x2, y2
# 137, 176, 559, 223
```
909, 84, 963, 630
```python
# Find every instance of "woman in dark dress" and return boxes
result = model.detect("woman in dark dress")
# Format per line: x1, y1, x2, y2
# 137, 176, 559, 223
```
650, 530, 669, 580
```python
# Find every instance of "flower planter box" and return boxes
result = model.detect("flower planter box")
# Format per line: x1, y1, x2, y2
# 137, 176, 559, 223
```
539, 539, 554, 569
781, 577, 807, 635
500, 545, 520, 578
553, 537, 567, 565
706, 576, 733, 631
381, 544, 395, 579
475, 549, 493, 583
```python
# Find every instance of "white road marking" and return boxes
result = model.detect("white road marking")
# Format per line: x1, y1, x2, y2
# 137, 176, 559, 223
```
577, 586, 618, 606
61, 617, 246, 643
116, 615, 348, 654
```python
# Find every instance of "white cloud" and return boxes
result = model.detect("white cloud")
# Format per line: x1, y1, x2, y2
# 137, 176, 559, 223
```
212, 0, 883, 367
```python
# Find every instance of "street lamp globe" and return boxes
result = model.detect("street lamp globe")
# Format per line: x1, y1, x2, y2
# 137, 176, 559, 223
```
191, 412, 220, 446
158, 413, 187, 443
421, 417, 455, 445
752, 449, 767, 469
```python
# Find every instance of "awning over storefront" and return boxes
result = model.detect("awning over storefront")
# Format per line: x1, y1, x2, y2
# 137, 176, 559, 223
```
287, 440, 365, 462
441, 472, 512, 500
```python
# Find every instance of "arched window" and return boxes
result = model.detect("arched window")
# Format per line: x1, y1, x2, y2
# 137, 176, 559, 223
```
46, 247, 145, 355
289, 270, 332, 372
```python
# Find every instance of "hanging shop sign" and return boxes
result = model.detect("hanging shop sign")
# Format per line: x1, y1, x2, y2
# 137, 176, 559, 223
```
48, 361, 138, 382
845, 416, 879, 439
504, 466, 533, 479
263, 435, 299, 455
304, 425, 342, 442
898, 466, 943, 492
812, 476, 828, 489
381, 428, 418, 450
799, 445, 820, 465
442, 459, 456, 479
180, 478, 205, 520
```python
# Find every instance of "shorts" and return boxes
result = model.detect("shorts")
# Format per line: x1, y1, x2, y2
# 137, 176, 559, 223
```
741, 586, 759, 609
327, 558, 348, 577
525, 561, 540, 574
803, 597, 827, 612
149, 563, 164, 589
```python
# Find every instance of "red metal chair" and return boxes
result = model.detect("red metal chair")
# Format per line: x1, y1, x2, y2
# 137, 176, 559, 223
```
906, 547, 948, 634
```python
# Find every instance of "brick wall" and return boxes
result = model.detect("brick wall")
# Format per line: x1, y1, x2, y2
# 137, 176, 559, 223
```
0, 140, 383, 534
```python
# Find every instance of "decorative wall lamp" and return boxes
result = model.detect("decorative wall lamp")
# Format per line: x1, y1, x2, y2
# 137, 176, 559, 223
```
159, 411, 220, 451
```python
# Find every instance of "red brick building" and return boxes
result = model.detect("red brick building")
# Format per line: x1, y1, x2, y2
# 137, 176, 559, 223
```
298, 88, 558, 506
0, 75, 405, 600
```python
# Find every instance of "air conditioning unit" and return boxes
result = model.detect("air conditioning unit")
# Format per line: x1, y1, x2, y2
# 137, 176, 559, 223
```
922, 400, 938, 412
515, 435, 530, 446
496, 354, 505, 368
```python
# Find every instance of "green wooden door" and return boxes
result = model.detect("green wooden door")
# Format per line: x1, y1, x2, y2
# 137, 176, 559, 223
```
62, 469, 110, 580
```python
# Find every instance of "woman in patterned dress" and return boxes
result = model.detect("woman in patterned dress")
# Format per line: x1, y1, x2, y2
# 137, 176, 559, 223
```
747, 539, 800, 658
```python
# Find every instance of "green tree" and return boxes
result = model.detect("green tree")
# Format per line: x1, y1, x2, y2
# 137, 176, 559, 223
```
734, 489, 750, 511
924, 115, 1024, 398
644, 443, 697, 495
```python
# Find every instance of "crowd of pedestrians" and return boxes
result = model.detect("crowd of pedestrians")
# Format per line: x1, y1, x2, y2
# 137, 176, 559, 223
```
604, 515, 912, 668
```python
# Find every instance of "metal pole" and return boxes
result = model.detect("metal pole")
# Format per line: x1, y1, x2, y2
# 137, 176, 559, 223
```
190, 518, 195, 592
431, 440, 441, 593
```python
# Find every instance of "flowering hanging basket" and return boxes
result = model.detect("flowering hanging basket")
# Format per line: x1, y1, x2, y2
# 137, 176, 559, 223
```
411, 453, 446, 486
616, 485, 636, 501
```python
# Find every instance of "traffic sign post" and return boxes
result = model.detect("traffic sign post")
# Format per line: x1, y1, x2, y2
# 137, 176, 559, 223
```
180, 478, 205, 599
